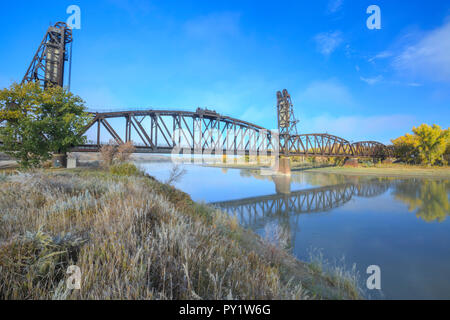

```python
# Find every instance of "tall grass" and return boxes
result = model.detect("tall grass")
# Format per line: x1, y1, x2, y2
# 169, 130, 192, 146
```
0, 170, 359, 299
307, 248, 362, 299
0, 170, 316, 299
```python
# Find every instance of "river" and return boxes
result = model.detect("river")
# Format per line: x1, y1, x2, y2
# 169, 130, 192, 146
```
138, 160, 450, 299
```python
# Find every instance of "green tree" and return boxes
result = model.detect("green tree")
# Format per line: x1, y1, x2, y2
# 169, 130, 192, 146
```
391, 124, 449, 166
391, 133, 419, 164
412, 124, 449, 166
0, 82, 90, 168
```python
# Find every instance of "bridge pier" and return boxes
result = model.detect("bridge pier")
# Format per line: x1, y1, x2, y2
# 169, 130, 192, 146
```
278, 157, 291, 175
273, 174, 291, 194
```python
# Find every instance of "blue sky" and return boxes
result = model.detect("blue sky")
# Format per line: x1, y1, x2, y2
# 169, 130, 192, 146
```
1, 0, 449, 144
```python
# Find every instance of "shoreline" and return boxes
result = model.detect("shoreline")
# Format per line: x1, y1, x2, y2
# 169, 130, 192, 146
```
2, 158, 449, 179
204, 162, 450, 179
303, 166, 450, 179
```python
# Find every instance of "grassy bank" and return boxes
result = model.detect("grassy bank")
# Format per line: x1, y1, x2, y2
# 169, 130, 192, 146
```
305, 164, 450, 179
0, 168, 360, 299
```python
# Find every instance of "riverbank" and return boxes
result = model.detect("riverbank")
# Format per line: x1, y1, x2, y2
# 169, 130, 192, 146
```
0, 168, 360, 299
305, 164, 450, 179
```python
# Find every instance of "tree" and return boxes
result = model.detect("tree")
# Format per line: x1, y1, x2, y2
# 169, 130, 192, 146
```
0, 82, 90, 168
391, 124, 449, 166
445, 142, 450, 165
391, 133, 419, 164
412, 124, 449, 166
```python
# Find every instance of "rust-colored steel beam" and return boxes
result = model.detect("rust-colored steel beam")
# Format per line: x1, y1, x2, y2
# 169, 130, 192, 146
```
72, 107, 390, 158
71, 91, 391, 159
22, 22, 72, 89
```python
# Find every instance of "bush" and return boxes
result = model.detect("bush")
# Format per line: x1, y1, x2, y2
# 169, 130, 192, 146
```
109, 163, 141, 176
100, 140, 136, 168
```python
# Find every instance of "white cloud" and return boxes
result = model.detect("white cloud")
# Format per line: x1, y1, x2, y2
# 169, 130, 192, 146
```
393, 20, 450, 82
368, 51, 393, 62
239, 106, 274, 126
327, 0, 343, 14
298, 79, 355, 107
360, 75, 383, 85
314, 31, 343, 56
75, 86, 125, 111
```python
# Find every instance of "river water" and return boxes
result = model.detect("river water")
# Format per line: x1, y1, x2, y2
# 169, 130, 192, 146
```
138, 161, 450, 300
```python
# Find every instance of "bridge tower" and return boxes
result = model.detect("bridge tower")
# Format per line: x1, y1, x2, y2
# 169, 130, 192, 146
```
22, 22, 73, 89
276, 89, 298, 174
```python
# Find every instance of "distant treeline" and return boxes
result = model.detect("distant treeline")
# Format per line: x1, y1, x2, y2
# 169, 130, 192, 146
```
391, 124, 449, 166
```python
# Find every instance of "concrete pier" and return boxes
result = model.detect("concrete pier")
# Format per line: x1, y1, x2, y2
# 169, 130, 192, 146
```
278, 157, 291, 175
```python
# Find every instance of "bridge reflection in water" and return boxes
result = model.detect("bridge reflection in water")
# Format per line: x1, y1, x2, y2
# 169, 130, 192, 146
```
210, 178, 391, 240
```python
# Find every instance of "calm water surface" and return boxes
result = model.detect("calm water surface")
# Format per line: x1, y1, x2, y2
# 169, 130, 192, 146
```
139, 161, 450, 299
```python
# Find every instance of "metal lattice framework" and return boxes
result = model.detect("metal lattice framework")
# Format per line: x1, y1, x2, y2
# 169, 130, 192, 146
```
352, 141, 392, 158
74, 109, 277, 155
22, 22, 72, 89
288, 133, 355, 157
277, 89, 299, 156
73, 107, 390, 158
211, 181, 390, 228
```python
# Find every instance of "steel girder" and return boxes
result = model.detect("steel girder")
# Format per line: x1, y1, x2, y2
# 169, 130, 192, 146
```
73, 109, 277, 155
351, 141, 392, 158
288, 133, 355, 157
73, 109, 392, 158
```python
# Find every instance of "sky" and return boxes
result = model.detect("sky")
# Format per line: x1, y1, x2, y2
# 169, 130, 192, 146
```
0, 0, 449, 144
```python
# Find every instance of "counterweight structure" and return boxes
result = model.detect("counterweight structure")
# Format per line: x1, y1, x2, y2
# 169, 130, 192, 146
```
22, 22, 72, 88
277, 89, 299, 156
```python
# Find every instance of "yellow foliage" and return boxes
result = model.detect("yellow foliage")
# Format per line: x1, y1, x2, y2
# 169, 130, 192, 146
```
391, 124, 449, 166
394, 180, 450, 222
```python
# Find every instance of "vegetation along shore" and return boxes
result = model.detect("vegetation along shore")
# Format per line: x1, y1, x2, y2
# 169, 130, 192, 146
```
0, 167, 360, 299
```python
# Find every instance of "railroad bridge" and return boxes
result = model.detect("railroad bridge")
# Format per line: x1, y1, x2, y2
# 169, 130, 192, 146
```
3, 22, 392, 164
71, 92, 391, 162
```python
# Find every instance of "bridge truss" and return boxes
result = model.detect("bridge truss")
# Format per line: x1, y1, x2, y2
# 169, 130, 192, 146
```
74, 109, 277, 155
74, 106, 391, 158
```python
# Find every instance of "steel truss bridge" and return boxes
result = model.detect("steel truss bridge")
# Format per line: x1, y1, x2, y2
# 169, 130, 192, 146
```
210, 181, 390, 229
4, 21, 392, 159
73, 108, 391, 158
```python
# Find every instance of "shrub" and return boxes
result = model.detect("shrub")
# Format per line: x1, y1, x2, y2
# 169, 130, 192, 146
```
99, 142, 116, 167
109, 162, 141, 176
100, 140, 136, 168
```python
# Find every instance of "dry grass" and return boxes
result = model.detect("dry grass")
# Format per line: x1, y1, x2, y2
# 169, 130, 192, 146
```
0, 169, 358, 300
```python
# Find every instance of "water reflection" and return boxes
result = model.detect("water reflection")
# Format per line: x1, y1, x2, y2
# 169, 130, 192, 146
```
393, 179, 450, 223
230, 170, 450, 225
141, 161, 450, 299
211, 179, 391, 229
